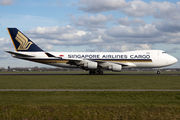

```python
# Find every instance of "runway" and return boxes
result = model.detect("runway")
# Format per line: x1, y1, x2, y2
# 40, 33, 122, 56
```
1, 89, 180, 91
0, 73, 180, 76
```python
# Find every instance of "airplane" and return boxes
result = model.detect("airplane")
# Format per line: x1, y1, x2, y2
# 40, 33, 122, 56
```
5, 28, 178, 74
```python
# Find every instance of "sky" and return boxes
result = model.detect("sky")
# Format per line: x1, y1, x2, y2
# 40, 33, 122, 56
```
0, 0, 180, 68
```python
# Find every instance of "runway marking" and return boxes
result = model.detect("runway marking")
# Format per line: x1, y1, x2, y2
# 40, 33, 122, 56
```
1, 89, 180, 91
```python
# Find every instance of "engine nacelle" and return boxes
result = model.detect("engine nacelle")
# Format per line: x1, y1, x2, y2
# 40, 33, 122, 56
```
108, 64, 122, 72
84, 62, 97, 69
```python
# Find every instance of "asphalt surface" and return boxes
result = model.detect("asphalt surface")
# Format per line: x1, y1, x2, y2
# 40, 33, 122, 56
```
0, 89, 180, 91
0, 73, 180, 75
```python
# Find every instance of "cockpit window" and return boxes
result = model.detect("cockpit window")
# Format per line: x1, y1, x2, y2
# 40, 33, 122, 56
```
162, 52, 166, 54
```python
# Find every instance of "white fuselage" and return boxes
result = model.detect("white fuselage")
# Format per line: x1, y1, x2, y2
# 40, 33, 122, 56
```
16, 50, 178, 69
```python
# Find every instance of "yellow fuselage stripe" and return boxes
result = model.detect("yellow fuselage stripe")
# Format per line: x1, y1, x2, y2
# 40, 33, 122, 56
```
30, 59, 152, 64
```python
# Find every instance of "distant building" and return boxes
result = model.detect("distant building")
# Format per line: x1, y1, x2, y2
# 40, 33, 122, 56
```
7, 66, 10, 71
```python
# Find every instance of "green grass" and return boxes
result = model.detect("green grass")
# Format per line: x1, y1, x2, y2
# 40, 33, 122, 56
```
0, 91, 180, 106
1, 105, 180, 119
1, 91, 180, 119
1, 73, 180, 119
0, 75, 180, 89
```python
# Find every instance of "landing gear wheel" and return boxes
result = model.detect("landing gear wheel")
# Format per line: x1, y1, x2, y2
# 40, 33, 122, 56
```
157, 71, 160, 74
97, 70, 103, 75
89, 70, 103, 75
100, 71, 103, 74
89, 71, 96, 75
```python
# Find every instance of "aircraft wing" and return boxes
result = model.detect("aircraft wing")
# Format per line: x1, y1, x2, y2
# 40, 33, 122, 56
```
59, 57, 130, 67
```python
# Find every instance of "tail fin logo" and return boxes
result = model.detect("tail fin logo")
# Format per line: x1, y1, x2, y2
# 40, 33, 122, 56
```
15, 31, 33, 50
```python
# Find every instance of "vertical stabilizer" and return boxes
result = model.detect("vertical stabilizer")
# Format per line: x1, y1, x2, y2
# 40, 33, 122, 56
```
7, 28, 43, 52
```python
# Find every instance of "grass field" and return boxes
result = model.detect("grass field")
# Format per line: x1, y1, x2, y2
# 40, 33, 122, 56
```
1, 91, 180, 119
0, 73, 180, 89
1, 71, 180, 119
1, 91, 180, 105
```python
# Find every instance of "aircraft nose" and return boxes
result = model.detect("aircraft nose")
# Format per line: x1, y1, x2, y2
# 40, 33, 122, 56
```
170, 56, 178, 64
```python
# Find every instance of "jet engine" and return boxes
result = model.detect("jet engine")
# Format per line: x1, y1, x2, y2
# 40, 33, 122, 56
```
108, 64, 122, 72
84, 62, 97, 69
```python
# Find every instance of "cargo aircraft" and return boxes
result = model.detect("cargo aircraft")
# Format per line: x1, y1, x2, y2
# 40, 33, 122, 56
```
6, 28, 178, 74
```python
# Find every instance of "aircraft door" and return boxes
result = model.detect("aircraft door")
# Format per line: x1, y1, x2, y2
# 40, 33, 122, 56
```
157, 51, 160, 65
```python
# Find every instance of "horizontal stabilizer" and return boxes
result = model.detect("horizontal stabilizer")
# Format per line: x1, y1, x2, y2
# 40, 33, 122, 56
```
5, 51, 35, 57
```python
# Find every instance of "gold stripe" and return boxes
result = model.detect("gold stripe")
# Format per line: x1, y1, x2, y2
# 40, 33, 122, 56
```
31, 60, 69, 63
7, 28, 17, 51
97, 60, 152, 63
29, 59, 152, 64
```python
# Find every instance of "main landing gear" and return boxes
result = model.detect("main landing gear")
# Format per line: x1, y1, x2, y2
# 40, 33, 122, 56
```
89, 70, 103, 75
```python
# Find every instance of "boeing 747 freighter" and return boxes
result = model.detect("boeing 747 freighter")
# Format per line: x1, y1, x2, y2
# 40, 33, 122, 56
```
6, 28, 178, 74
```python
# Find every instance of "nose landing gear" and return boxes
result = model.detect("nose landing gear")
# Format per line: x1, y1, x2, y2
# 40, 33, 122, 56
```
157, 71, 160, 74
157, 68, 161, 74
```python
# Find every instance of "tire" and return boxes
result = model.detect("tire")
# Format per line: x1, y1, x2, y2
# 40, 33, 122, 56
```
157, 71, 160, 74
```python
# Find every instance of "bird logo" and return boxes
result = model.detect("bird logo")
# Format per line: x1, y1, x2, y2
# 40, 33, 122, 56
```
15, 31, 33, 50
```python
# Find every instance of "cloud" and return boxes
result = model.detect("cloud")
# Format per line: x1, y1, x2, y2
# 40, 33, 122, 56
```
104, 24, 180, 45
131, 18, 146, 26
25, 26, 103, 51
26, 26, 88, 41
117, 17, 145, 26
151, 1, 180, 20
78, 0, 150, 16
0, 0, 14, 6
0, 37, 14, 59
117, 17, 130, 26
70, 14, 114, 30
78, 0, 126, 13
166, 47, 180, 53
24, 21, 180, 52
84, 42, 152, 52
104, 44, 152, 52
154, 20, 180, 33
122, 1, 180, 19
121, 0, 152, 17
105, 24, 160, 39
78, 0, 180, 20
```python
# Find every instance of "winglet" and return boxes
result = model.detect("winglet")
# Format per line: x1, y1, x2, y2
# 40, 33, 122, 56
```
7, 28, 43, 52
